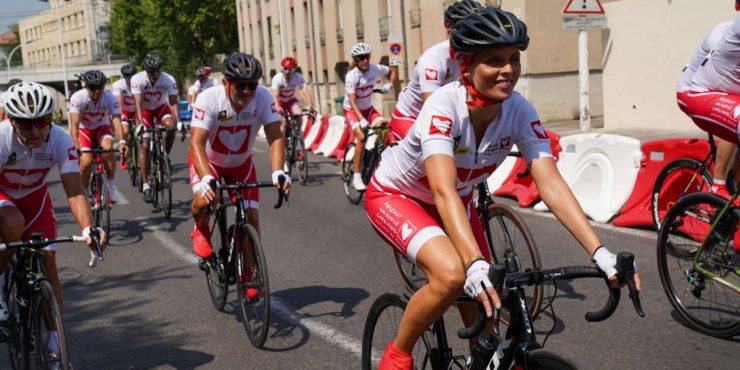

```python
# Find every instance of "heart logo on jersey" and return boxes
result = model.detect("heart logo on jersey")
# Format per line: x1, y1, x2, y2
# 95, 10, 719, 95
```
82, 112, 105, 122
123, 96, 135, 105
355, 85, 373, 99
213, 125, 251, 154
68, 147, 78, 161
0, 168, 50, 189
530, 120, 547, 139
429, 115, 452, 137
400, 221, 416, 241
425, 68, 439, 81
144, 91, 162, 101
194, 108, 205, 121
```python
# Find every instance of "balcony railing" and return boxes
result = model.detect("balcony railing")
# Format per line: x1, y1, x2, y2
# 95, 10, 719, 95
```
410, 9, 421, 28
336, 28, 343, 43
319, 31, 326, 46
305, 35, 311, 48
379, 17, 390, 41
356, 23, 364, 39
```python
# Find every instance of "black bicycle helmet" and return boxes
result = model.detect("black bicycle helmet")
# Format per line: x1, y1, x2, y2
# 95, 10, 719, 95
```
142, 54, 163, 71
444, 0, 483, 28
7, 78, 22, 87
450, 7, 529, 56
221, 53, 263, 81
82, 70, 107, 89
121, 62, 137, 77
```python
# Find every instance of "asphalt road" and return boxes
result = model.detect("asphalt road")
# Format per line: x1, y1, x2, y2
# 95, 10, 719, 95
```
1, 136, 737, 369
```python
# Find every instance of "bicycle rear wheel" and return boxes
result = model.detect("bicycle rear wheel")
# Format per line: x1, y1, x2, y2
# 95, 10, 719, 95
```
295, 136, 309, 185
524, 349, 581, 370
5, 277, 30, 370
652, 158, 713, 231
361, 293, 437, 370
205, 212, 229, 311
342, 142, 364, 204
31, 280, 69, 370
235, 224, 270, 348
657, 192, 740, 338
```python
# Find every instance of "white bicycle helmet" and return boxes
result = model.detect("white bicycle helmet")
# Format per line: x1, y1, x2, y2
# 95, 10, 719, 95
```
351, 43, 372, 57
3, 82, 56, 119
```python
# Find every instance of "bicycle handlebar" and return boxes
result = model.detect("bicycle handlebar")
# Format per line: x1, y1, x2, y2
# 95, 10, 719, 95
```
78, 148, 120, 155
208, 175, 286, 210
0, 235, 86, 251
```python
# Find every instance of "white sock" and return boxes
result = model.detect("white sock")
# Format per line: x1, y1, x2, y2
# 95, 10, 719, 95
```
142, 182, 151, 191
48, 330, 60, 352
354, 173, 362, 180
714, 178, 727, 186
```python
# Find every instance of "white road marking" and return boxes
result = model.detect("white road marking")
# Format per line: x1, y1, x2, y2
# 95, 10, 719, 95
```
114, 189, 131, 205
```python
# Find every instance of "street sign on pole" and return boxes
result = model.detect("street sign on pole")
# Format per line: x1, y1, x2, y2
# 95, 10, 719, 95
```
388, 35, 404, 66
562, 0, 604, 14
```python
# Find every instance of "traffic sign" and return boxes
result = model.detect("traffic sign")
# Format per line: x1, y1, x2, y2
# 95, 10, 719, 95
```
387, 34, 404, 66
562, 0, 605, 15
561, 15, 607, 30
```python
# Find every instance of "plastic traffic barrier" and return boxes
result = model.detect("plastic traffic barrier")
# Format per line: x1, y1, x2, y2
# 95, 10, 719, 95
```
486, 145, 521, 193
306, 114, 328, 152
328, 119, 354, 159
315, 116, 343, 155
302, 113, 315, 136
611, 138, 711, 228
533, 133, 642, 223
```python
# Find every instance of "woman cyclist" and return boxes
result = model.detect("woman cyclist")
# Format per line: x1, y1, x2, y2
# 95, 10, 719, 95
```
364, 8, 642, 369
343, 42, 398, 191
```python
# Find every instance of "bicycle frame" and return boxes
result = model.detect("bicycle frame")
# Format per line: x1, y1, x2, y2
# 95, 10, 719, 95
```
476, 182, 519, 272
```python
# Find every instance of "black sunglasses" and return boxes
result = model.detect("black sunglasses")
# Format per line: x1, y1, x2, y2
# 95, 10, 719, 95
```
11, 115, 52, 130
355, 54, 371, 61
231, 80, 259, 91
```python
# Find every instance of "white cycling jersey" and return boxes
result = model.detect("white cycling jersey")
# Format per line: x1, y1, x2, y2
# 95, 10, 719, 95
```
677, 21, 732, 92
690, 15, 740, 95
69, 89, 121, 130
373, 82, 552, 204
130, 71, 178, 110
190, 85, 281, 168
271, 72, 306, 103
396, 40, 460, 118
343, 64, 390, 111
0, 121, 78, 199
188, 78, 216, 97
111, 78, 136, 112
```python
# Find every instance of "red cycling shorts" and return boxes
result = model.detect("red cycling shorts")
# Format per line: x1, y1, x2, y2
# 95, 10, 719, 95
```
278, 98, 300, 113
389, 107, 416, 143
141, 104, 174, 137
677, 90, 740, 144
121, 110, 137, 125
344, 107, 384, 130
0, 186, 58, 250
365, 177, 490, 263
78, 125, 114, 151
188, 154, 260, 209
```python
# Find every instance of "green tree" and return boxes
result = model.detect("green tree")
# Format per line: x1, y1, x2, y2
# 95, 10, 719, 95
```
0, 25, 23, 67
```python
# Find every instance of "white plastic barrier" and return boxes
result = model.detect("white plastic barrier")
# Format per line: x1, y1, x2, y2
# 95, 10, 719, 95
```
533, 133, 642, 223
318, 116, 348, 157
486, 144, 519, 193
301, 115, 309, 133
304, 114, 323, 149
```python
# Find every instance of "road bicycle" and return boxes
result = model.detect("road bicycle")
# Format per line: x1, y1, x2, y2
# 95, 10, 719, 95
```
651, 134, 736, 231
78, 148, 117, 268
656, 189, 740, 338
283, 108, 314, 185
362, 252, 643, 369
341, 123, 391, 205
200, 176, 286, 348
139, 124, 184, 218
0, 232, 102, 370
123, 119, 141, 190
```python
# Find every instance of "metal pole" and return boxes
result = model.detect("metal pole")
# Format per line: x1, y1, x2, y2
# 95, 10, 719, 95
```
308, 0, 321, 110
277, 0, 287, 57
6, 44, 22, 81
400, 0, 409, 82
55, 1, 70, 105
578, 29, 590, 131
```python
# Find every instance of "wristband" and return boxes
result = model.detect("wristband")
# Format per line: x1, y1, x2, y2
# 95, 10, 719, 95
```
465, 255, 487, 272
119, 140, 127, 146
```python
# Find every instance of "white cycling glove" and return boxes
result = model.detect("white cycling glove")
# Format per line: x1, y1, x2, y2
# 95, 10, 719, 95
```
81, 225, 104, 240
177, 121, 184, 131
592, 246, 618, 279
381, 83, 393, 94
134, 124, 144, 137
272, 170, 291, 185
359, 118, 370, 129
194, 175, 216, 197
464, 260, 493, 299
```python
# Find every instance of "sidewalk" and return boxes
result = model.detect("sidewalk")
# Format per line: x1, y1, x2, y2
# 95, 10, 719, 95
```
544, 116, 707, 142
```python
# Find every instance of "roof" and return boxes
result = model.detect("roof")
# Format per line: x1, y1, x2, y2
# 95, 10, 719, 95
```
0, 27, 18, 45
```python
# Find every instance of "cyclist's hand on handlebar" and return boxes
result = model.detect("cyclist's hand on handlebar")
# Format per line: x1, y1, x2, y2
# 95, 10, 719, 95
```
465, 260, 502, 317
593, 246, 642, 292
119, 140, 128, 158
196, 175, 219, 205
82, 225, 107, 251
380, 82, 393, 94
272, 170, 291, 196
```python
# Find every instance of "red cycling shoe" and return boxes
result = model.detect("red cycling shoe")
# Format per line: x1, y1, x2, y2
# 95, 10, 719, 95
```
378, 341, 413, 370
191, 227, 214, 258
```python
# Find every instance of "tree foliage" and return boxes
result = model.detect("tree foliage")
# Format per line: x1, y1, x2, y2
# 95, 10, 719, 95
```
110, 0, 238, 89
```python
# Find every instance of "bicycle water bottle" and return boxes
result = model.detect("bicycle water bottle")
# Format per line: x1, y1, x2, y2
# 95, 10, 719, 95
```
468, 332, 499, 370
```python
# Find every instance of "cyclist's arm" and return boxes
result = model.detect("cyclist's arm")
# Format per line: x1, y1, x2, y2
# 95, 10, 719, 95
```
264, 120, 286, 173
133, 93, 144, 127
348, 93, 364, 121
114, 95, 126, 114
189, 127, 212, 179
271, 89, 284, 114
111, 114, 124, 143
168, 94, 180, 123
421, 92, 433, 102
60, 171, 93, 230
388, 66, 399, 86
69, 112, 81, 150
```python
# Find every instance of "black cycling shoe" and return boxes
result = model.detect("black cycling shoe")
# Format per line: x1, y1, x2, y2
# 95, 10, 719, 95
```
143, 187, 154, 203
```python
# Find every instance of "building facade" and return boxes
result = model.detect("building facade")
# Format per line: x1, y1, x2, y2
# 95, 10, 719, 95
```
19, 0, 111, 69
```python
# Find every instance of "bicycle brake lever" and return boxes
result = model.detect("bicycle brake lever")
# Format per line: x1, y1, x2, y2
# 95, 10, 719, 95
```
617, 252, 644, 317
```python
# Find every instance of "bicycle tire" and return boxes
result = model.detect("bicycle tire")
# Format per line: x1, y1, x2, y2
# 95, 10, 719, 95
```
393, 250, 428, 294
205, 212, 229, 311
150, 145, 160, 207
651, 158, 713, 231
90, 174, 101, 233
657, 192, 740, 338
5, 276, 30, 370
159, 155, 172, 218
361, 293, 437, 370
524, 349, 581, 370
342, 142, 364, 204
295, 136, 309, 185
485, 204, 543, 322
127, 133, 139, 187
32, 280, 69, 370
100, 171, 111, 237
236, 224, 270, 348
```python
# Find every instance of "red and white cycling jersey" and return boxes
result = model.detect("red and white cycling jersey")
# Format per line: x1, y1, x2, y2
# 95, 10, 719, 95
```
130, 71, 178, 111
190, 85, 280, 168
188, 78, 216, 97
271, 72, 306, 103
690, 15, 740, 95
0, 121, 79, 199
111, 78, 136, 113
373, 82, 552, 205
69, 89, 121, 130
343, 64, 390, 111
677, 21, 732, 92
396, 40, 460, 118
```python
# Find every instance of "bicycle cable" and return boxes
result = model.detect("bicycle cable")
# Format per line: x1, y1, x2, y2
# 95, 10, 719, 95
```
540, 275, 559, 348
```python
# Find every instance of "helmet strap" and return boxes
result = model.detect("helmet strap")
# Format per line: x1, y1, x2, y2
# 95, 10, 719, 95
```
459, 55, 500, 108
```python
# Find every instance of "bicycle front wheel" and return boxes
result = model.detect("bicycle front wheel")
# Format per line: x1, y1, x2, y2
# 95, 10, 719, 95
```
361, 293, 437, 370
99, 172, 111, 237
484, 204, 543, 321
159, 155, 172, 218
295, 136, 309, 185
235, 224, 270, 348
6, 276, 30, 370
524, 349, 581, 370
31, 280, 69, 370
127, 134, 139, 187
652, 158, 713, 231
657, 192, 740, 338
205, 212, 230, 311
342, 142, 364, 204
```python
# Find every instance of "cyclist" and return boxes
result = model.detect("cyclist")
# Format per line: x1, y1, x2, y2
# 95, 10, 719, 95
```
364, 8, 642, 368
188, 66, 215, 110
69, 70, 125, 203
390, 0, 482, 142
189, 53, 290, 295
0, 78, 23, 119
112, 62, 137, 169
131, 54, 182, 203
344, 42, 398, 191
0, 82, 106, 359
271, 56, 314, 168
